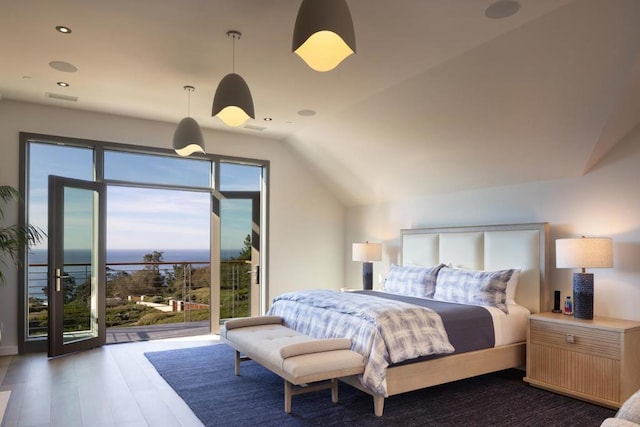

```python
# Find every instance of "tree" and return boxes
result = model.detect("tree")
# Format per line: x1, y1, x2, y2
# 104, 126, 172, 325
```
141, 251, 166, 292
0, 185, 45, 285
238, 234, 252, 261
107, 252, 166, 298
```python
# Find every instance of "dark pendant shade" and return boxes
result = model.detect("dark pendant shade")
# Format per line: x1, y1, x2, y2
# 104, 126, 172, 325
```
292, 0, 356, 72
211, 73, 255, 127
173, 117, 205, 157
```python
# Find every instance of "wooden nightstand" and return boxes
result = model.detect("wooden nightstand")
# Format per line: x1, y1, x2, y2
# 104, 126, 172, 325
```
524, 312, 640, 409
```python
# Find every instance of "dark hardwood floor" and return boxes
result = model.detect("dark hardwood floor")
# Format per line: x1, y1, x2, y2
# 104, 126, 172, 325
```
0, 335, 221, 427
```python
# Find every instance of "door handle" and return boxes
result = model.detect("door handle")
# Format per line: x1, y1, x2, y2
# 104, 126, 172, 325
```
55, 268, 70, 292
246, 265, 260, 285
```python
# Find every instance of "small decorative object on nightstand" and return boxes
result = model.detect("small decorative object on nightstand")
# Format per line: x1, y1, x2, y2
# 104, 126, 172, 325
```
556, 236, 613, 319
552, 290, 562, 313
524, 312, 640, 409
352, 241, 382, 290
563, 296, 573, 315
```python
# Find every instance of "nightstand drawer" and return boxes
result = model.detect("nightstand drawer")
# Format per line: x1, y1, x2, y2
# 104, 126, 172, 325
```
530, 319, 620, 359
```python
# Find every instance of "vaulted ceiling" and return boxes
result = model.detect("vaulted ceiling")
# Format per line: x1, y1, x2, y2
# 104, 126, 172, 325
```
1, 0, 639, 206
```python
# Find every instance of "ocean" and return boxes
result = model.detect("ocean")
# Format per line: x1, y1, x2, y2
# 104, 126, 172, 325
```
28, 248, 241, 264
27, 248, 241, 301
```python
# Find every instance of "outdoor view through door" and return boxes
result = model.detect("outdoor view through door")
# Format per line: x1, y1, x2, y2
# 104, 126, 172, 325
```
21, 135, 267, 353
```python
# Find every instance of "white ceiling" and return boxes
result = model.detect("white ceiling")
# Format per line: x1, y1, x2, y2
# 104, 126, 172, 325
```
1, 0, 639, 206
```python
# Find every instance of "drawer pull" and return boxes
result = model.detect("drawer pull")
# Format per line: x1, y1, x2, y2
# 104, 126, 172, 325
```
566, 333, 575, 343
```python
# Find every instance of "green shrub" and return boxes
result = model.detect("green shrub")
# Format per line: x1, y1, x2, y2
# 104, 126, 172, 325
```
137, 312, 173, 325
105, 303, 156, 327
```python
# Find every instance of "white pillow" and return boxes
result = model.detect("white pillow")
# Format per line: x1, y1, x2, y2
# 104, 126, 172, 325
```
505, 268, 521, 304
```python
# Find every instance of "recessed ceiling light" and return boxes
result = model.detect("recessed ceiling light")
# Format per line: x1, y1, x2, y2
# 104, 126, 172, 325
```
263, 117, 273, 121
56, 26, 72, 34
485, 0, 520, 19
57, 81, 69, 87
49, 61, 78, 73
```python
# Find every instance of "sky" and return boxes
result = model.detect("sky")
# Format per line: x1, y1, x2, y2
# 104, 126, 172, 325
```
28, 142, 261, 251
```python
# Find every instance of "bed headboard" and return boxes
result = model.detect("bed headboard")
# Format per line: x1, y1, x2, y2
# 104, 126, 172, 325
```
401, 223, 550, 314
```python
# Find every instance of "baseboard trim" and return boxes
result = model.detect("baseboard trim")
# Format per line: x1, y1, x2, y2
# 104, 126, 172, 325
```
0, 346, 18, 356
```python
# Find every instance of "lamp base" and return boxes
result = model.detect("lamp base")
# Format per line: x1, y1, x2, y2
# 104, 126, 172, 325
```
573, 272, 594, 319
362, 262, 373, 290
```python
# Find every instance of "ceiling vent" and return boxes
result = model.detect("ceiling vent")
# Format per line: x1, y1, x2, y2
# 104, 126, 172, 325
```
46, 92, 78, 102
244, 124, 266, 131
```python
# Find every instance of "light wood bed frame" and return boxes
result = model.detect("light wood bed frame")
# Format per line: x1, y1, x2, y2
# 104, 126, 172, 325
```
341, 222, 550, 416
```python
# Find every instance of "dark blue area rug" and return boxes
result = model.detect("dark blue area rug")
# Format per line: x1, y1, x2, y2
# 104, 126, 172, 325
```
144, 344, 615, 426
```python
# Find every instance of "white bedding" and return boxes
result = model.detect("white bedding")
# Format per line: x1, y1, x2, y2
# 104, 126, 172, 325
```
376, 287, 530, 347
483, 302, 530, 346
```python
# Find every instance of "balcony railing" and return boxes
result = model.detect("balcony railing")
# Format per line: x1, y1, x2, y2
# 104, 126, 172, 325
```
27, 259, 250, 339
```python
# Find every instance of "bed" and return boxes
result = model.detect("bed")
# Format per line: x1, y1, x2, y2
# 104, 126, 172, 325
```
269, 223, 550, 416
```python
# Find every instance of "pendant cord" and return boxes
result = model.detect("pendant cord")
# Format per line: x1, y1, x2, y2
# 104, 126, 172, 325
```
183, 85, 194, 117
226, 30, 241, 74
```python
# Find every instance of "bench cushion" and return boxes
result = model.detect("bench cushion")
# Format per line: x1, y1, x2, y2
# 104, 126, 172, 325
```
225, 324, 315, 369
280, 338, 351, 359
282, 349, 364, 383
223, 315, 282, 330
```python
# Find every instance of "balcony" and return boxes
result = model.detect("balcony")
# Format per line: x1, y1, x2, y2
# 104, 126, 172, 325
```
27, 258, 250, 343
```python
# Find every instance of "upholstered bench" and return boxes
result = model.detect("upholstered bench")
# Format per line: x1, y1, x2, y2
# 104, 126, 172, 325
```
220, 316, 365, 413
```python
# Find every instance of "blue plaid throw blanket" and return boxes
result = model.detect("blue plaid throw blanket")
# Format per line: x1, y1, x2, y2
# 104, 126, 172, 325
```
267, 289, 455, 396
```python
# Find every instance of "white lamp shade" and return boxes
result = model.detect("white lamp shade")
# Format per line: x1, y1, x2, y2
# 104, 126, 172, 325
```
292, 0, 356, 72
556, 237, 613, 269
173, 117, 205, 157
211, 73, 255, 127
352, 242, 382, 262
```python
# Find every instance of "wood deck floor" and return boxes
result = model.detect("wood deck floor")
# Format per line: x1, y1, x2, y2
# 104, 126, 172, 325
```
106, 321, 210, 344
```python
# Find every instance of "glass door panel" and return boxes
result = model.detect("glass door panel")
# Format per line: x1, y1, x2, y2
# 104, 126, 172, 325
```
217, 192, 260, 323
48, 176, 105, 357
26, 143, 94, 341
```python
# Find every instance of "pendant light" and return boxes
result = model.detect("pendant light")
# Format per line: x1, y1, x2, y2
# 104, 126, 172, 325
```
211, 30, 255, 127
292, 0, 356, 72
173, 85, 205, 156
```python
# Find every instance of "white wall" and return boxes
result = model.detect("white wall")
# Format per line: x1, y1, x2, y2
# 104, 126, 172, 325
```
346, 126, 640, 322
0, 100, 345, 355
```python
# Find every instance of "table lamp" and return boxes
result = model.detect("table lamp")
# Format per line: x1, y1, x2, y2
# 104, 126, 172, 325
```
555, 236, 613, 319
352, 242, 382, 290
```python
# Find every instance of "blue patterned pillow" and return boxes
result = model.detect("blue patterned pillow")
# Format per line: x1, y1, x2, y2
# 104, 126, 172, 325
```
433, 267, 514, 313
384, 264, 446, 298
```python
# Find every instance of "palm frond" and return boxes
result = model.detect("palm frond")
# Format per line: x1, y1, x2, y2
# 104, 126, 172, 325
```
0, 185, 45, 285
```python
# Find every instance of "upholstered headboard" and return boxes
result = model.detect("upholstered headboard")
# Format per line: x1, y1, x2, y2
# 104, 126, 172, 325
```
401, 223, 550, 314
